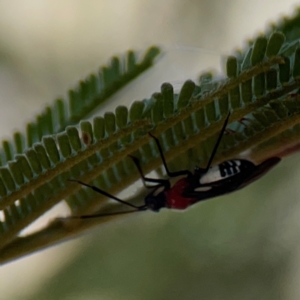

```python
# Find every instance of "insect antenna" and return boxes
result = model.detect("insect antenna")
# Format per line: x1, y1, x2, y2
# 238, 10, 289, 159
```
64, 208, 146, 220
68, 179, 146, 210
204, 112, 231, 172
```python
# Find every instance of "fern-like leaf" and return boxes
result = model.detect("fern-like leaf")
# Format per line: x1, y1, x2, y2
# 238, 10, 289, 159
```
3, 13, 300, 264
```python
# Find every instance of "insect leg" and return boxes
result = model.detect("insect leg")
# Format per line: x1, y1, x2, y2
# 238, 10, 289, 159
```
128, 155, 170, 189
148, 133, 192, 178
204, 112, 230, 172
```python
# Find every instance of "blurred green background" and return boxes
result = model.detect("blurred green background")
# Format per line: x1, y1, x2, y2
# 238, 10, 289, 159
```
1, 1, 300, 299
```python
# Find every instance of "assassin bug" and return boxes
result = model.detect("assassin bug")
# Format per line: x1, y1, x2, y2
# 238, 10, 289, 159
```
69, 113, 280, 218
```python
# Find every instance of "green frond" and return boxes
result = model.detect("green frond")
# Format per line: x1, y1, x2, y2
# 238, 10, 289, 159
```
0, 46, 161, 166
3, 12, 300, 264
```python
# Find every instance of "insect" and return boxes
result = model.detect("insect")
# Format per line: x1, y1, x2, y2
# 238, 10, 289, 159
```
70, 113, 281, 218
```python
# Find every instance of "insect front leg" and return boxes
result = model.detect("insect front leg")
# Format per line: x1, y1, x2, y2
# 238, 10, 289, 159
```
148, 133, 192, 178
128, 155, 170, 188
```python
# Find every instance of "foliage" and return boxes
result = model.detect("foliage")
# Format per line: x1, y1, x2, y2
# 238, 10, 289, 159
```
2, 10, 300, 264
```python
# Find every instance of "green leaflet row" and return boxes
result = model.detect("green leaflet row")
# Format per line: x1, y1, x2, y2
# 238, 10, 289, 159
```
1, 31, 300, 253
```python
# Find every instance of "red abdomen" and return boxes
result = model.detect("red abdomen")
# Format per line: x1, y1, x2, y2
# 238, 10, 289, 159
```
165, 178, 196, 210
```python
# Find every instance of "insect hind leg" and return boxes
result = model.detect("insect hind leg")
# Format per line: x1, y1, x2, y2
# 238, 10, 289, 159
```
204, 112, 231, 172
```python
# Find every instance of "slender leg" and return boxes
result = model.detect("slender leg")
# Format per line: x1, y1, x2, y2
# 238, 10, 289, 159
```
204, 112, 230, 172
128, 155, 170, 189
148, 133, 192, 178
